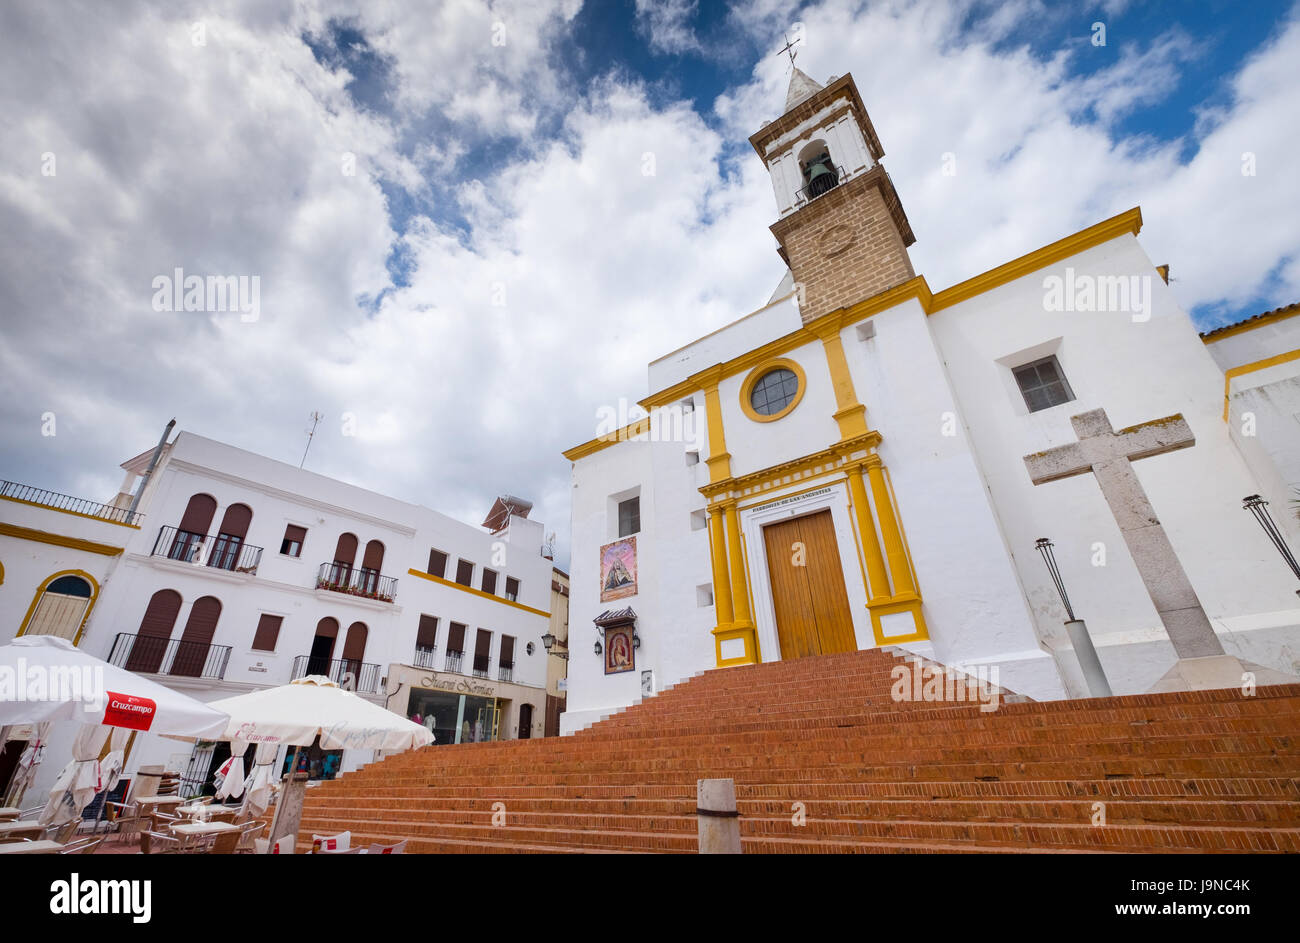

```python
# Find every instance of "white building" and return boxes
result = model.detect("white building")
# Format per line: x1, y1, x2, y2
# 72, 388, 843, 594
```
1, 429, 554, 801
560, 69, 1300, 733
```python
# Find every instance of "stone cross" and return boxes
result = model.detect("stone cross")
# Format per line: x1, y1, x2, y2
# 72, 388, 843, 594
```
1023, 408, 1224, 659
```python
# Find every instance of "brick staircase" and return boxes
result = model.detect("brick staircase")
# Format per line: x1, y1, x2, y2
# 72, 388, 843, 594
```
296, 648, 1300, 853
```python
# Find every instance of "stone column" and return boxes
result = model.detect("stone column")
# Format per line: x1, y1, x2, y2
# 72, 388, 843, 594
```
723, 502, 753, 629
697, 778, 742, 854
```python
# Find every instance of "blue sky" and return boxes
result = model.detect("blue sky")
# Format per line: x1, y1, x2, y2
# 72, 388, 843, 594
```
1, 0, 1298, 563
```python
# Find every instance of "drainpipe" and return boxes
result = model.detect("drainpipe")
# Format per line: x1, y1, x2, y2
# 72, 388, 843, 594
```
126, 418, 175, 524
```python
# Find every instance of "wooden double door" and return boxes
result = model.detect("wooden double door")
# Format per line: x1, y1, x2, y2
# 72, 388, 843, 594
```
762, 509, 858, 660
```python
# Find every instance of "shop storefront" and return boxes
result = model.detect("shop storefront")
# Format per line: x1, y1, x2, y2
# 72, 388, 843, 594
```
387, 664, 548, 745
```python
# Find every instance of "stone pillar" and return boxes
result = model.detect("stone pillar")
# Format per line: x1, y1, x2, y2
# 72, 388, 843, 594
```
708, 505, 734, 629
1064, 619, 1113, 698
866, 458, 915, 596
846, 464, 889, 600
697, 778, 742, 854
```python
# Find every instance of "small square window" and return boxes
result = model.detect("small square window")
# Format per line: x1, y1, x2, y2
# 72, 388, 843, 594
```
455, 559, 474, 586
280, 525, 306, 558
690, 509, 707, 531
1013, 355, 1075, 413
685, 450, 700, 467
618, 497, 640, 537
481, 568, 498, 595
696, 584, 713, 608
505, 577, 520, 602
252, 614, 282, 652
427, 549, 448, 578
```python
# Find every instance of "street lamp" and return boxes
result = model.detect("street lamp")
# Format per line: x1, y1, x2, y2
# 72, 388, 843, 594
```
1242, 495, 1300, 596
541, 631, 569, 660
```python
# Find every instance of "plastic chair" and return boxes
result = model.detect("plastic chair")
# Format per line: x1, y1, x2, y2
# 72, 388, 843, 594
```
364, 840, 408, 855
234, 822, 265, 854
320, 846, 366, 854
58, 836, 104, 855
103, 801, 145, 845
310, 831, 351, 854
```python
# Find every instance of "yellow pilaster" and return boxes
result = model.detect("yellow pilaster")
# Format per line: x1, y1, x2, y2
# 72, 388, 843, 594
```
866, 457, 916, 597
708, 505, 734, 629
710, 499, 758, 666
813, 321, 869, 441
701, 375, 732, 483
846, 464, 889, 601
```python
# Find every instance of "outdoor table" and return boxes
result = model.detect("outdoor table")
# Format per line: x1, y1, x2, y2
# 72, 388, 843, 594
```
171, 821, 239, 837
0, 807, 20, 821
0, 819, 44, 835
136, 796, 184, 807
0, 840, 64, 854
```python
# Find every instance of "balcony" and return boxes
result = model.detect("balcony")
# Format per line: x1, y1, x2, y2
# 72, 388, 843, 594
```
796, 162, 845, 205
151, 525, 263, 575
472, 654, 490, 679
444, 650, 464, 674
109, 633, 232, 680
316, 562, 397, 603
412, 645, 439, 669
291, 655, 380, 695
498, 662, 514, 683
1, 479, 144, 526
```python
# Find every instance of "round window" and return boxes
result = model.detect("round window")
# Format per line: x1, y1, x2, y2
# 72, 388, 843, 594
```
749, 367, 800, 416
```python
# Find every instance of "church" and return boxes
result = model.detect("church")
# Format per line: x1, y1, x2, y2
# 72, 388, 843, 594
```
560, 68, 1300, 733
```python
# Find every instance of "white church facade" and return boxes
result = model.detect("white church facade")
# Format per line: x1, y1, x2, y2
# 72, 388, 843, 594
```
560, 69, 1300, 733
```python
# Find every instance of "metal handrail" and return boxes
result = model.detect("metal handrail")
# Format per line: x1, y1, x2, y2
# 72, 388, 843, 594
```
315, 562, 397, 602
151, 525, 263, 575
0, 480, 143, 526
109, 632, 232, 680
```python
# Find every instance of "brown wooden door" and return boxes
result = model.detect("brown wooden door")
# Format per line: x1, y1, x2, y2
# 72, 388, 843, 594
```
763, 509, 857, 660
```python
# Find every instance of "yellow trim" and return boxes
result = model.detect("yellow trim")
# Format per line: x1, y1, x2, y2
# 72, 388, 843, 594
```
928, 207, 1143, 312
707, 507, 733, 630
702, 431, 881, 504
702, 375, 732, 483
812, 322, 869, 440
0, 559, 4, 586
866, 458, 916, 597
735, 477, 849, 512
404, 568, 551, 618
0, 522, 125, 557
0, 493, 140, 529
17, 569, 101, 646
562, 417, 651, 462
712, 623, 760, 667
723, 503, 754, 632
1222, 348, 1300, 421
845, 465, 889, 601
739, 357, 807, 423
1202, 305, 1300, 344
867, 597, 929, 645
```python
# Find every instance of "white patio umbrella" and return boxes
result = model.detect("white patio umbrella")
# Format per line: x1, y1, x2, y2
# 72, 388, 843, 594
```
238, 741, 280, 818
0, 636, 229, 823
204, 676, 434, 751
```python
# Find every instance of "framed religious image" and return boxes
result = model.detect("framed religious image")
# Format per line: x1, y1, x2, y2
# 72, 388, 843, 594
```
605, 624, 635, 675
599, 536, 637, 602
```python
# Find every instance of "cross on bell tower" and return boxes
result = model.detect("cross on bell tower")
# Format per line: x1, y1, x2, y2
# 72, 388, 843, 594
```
749, 70, 916, 325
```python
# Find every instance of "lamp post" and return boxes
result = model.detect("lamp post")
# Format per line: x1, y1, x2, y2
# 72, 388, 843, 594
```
1035, 538, 1112, 697
1242, 495, 1300, 596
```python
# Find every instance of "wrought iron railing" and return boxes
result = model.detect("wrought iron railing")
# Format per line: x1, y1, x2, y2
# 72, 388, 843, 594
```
796, 162, 846, 205
151, 525, 263, 574
412, 645, 438, 669
109, 632, 232, 680
498, 662, 514, 683
0, 479, 143, 526
444, 650, 464, 674
315, 562, 397, 602
291, 655, 380, 694
472, 654, 490, 679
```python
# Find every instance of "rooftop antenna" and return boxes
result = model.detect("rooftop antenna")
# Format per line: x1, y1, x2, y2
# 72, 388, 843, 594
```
300, 411, 324, 469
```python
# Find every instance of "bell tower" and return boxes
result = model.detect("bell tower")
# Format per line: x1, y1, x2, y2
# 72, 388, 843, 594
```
750, 69, 916, 325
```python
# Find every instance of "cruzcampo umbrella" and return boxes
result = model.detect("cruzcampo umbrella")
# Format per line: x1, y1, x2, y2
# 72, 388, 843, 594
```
0, 636, 228, 737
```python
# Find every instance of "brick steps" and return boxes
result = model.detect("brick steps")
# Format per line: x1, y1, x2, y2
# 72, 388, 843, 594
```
295, 647, 1300, 853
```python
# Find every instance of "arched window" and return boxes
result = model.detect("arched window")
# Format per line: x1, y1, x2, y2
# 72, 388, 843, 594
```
127, 589, 182, 673
360, 540, 385, 593
170, 493, 218, 561
329, 533, 358, 587
172, 596, 222, 677
341, 622, 368, 687
19, 572, 97, 644
307, 617, 339, 675
209, 503, 253, 571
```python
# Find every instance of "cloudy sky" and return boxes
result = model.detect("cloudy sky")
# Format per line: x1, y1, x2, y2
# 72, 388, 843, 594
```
1, 0, 1297, 569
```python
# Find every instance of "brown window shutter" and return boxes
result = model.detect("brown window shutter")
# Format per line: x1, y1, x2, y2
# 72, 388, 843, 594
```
455, 560, 474, 586
342, 622, 368, 661
128, 589, 182, 673
252, 614, 282, 651
505, 577, 520, 600
217, 503, 252, 540
416, 615, 439, 649
333, 533, 358, 567
481, 569, 498, 595
315, 617, 339, 639
447, 622, 466, 652
427, 549, 448, 578
284, 524, 307, 543
499, 635, 514, 665
172, 596, 222, 677
178, 494, 218, 534
474, 629, 492, 673
362, 539, 385, 571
